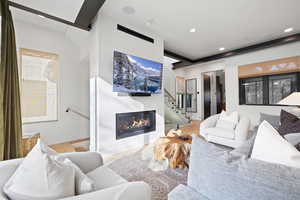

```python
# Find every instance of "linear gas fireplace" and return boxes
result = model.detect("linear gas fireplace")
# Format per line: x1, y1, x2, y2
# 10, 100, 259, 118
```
116, 110, 156, 140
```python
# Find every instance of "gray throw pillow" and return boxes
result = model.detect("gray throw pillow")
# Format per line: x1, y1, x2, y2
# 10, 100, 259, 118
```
260, 113, 280, 130
284, 133, 300, 146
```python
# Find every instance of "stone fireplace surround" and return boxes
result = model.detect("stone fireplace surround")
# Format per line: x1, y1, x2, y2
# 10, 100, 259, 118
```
116, 110, 156, 140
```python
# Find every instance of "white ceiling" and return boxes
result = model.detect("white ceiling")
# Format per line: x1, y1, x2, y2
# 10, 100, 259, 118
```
100, 0, 300, 60
11, 0, 84, 22
11, 8, 69, 34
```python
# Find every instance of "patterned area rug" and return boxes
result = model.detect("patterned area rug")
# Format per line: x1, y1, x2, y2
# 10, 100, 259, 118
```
108, 147, 188, 200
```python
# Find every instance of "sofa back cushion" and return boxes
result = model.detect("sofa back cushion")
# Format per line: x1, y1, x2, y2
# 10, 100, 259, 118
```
216, 111, 239, 131
188, 136, 300, 200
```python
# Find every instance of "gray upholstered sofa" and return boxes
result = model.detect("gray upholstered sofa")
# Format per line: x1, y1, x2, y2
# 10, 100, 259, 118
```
0, 152, 151, 200
168, 135, 300, 200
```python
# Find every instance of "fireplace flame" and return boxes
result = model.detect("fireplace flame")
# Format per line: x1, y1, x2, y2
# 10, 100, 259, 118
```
120, 117, 150, 130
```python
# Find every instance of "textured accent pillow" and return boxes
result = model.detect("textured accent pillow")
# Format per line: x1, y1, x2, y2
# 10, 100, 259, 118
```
260, 113, 280, 130
3, 140, 76, 200
278, 110, 300, 136
251, 121, 300, 168
216, 110, 239, 131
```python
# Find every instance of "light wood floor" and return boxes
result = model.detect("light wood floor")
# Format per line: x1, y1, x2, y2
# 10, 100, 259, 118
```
178, 120, 201, 136
50, 140, 89, 153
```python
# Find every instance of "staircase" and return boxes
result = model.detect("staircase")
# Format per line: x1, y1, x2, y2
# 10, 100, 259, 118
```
164, 89, 189, 132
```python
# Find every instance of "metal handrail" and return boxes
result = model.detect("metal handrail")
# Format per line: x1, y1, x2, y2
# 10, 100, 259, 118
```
164, 88, 176, 102
66, 108, 89, 120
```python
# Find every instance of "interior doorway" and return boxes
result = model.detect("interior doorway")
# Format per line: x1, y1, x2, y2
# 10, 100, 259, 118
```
202, 70, 226, 119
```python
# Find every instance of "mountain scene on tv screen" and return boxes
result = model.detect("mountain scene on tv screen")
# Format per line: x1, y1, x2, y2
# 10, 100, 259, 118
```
113, 51, 162, 93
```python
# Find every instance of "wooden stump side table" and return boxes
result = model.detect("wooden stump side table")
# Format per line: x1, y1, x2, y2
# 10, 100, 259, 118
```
154, 130, 192, 168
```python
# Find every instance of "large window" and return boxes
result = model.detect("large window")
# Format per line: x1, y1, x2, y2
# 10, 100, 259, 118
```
20, 48, 59, 123
239, 72, 300, 105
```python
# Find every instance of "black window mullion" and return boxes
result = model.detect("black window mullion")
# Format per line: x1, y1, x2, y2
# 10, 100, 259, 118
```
297, 72, 300, 92
263, 76, 269, 105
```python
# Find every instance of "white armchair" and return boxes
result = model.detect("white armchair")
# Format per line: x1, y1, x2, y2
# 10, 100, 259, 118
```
0, 152, 151, 200
200, 114, 250, 148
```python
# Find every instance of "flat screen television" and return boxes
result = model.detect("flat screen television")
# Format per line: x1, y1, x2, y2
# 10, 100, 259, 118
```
113, 51, 163, 94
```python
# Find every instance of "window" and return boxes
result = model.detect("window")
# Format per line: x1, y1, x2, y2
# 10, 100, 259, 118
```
268, 74, 297, 104
240, 77, 263, 104
20, 48, 59, 123
239, 72, 300, 105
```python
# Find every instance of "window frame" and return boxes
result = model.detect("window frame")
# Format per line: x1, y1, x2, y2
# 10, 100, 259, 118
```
239, 72, 300, 106
20, 48, 59, 124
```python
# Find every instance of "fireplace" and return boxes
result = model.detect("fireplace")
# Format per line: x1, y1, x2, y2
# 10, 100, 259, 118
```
116, 110, 156, 140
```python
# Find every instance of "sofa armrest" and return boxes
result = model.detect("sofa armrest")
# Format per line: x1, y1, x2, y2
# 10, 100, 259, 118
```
58, 152, 103, 174
200, 114, 220, 137
60, 182, 151, 200
235, 117, 250, 146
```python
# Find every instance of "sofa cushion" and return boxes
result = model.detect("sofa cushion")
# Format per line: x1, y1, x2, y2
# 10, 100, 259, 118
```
61, 182, 151, 200
168, 184, 210, 200
3, 140, 75, 200
87, 166, 127, 190
251, 121, 300, 168
205, 128, 235, 139
188, 135, 300, 200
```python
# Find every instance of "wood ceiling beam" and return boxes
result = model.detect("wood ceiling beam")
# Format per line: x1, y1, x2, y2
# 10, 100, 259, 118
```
164, 50, 194, 66
75, 0, 106, 30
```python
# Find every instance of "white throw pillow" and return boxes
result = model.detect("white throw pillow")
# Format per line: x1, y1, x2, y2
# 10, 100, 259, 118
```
216, 110, 239, 131
37, 139, 95, 195
3, 140, 75, 200
251, 121, 300, 168
60, 158, 95, 194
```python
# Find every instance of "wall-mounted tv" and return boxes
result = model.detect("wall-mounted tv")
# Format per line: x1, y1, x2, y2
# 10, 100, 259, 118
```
113, 51, 163, 94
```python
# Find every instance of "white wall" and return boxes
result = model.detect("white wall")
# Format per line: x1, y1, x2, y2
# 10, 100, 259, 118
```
14, 21, 90, 145
176, 41, 300, 127
89, 14, 165, 156
163, 57, 177, 97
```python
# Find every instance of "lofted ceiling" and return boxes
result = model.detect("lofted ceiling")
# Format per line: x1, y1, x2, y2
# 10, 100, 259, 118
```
11, 0, 84, 22
100, 0, 300, 61
7, 0, 300, 68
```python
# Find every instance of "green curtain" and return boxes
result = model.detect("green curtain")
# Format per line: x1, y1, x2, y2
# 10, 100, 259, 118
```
0, 0, 23, 160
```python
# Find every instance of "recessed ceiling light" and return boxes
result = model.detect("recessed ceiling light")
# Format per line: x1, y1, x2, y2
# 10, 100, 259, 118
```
190, 28, 196, 33
38, 15, 45, 19
219, 47, 225, 51
122, 6, 135, 15
146, 19, 155, 27
284, 27, 294, 33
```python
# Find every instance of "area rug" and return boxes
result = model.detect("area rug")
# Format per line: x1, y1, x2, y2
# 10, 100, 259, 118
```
108, 146, 188, 200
